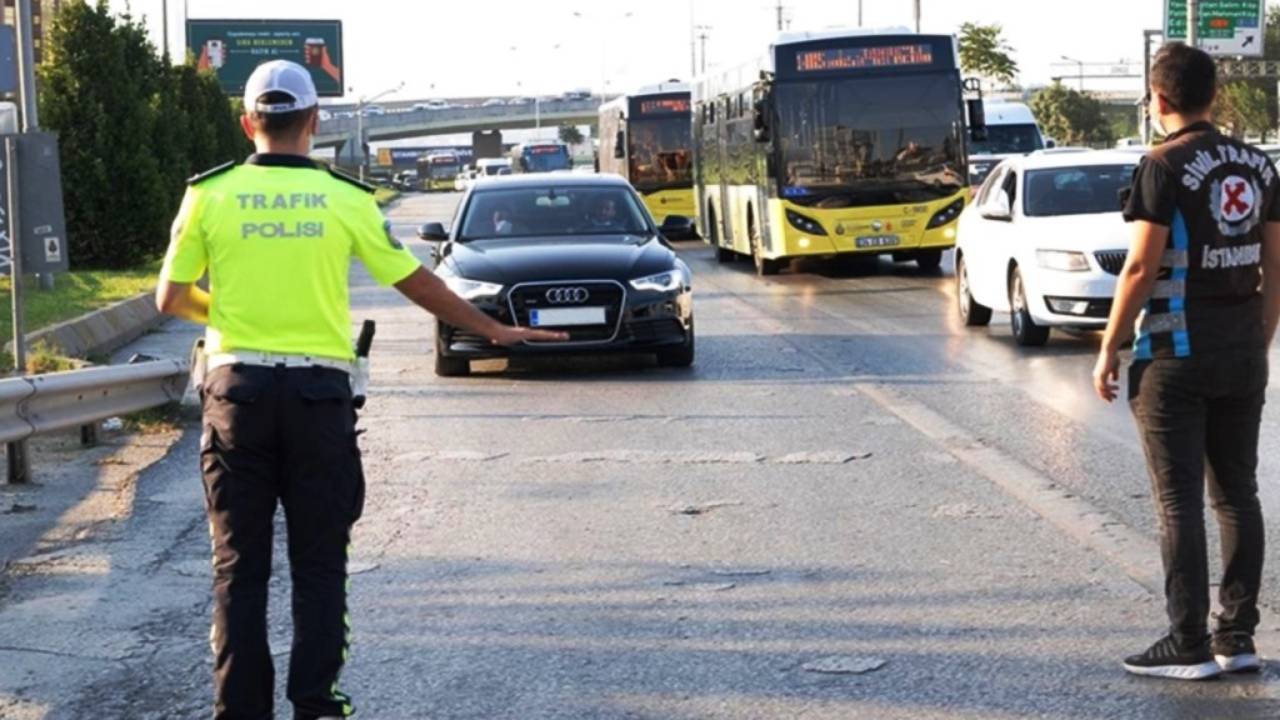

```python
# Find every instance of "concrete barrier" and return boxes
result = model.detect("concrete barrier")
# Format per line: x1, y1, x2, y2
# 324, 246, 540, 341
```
6, 291, 165, 359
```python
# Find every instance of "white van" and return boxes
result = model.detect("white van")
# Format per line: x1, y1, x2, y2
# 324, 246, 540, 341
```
968, 102, 1048, 187
475, 157, 514, 177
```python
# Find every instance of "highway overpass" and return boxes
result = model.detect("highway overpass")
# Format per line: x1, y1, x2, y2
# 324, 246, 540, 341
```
316, 99, 602, 163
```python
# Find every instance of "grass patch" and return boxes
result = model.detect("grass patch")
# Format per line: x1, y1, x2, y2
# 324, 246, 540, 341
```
374, 188, 400, 207
25, 340, 80, 374
0, 261, 161, 363
123, 402, 188, 434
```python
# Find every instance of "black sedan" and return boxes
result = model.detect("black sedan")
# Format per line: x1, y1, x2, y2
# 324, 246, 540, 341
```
419, 173, 695, 377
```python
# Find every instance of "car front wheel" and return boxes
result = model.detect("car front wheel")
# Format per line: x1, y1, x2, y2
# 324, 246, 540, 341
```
657, 322, 695, 368
1008, 268, 1050, 347
434, 324, 472, 377
956, 255, 992, 327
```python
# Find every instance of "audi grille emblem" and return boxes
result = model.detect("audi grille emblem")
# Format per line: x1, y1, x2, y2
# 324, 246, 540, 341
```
545, 287, 590, 305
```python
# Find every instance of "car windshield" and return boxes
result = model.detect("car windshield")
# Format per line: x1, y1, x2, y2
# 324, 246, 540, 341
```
629, 117, 693, 190
969, 123, 1045, 155
1023, 164, 1136, 217
775, 73, 966, 208
459, 186, 651, 240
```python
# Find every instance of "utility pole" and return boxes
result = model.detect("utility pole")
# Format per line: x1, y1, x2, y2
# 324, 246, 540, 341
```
859, 0, 864, 27
776, 0, 784, 32
162, 0, 169, 60
914, 0, 922, 33
689, 0, 697, 77
1141, 29, 1161, 145
1187, 0, 1199, 47
697, 26, 712, 74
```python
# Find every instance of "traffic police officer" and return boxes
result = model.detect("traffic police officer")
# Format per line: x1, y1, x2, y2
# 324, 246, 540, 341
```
1094, 43, 1280, 681
157, 60, 564, 719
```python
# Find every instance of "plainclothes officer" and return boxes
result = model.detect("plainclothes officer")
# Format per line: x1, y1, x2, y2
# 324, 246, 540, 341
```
156, 60, 564, 720
1094, 43, 1280, 681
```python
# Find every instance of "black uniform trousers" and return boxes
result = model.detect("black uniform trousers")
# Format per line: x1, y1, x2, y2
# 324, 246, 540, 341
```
1129, 352, 1268, 649
201, 364, 365, 720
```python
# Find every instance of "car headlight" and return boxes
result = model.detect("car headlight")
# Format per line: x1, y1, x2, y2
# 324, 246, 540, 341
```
443, 276, 504, 300
1035, 250, 1090, 272
629, 270, 684, 293
785, 209, 829, 236
927, 198, 966, 229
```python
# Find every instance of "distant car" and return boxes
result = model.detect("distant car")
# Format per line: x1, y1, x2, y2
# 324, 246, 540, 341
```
482, 98, 507, 108
454, 168, 475, 192
507, 96, 534, 106
318, 109, 333, 122
954, 150, 1140, 347
361, 104, 386, 117
419, 173, 696, 376
562, 89, 592, 101
413, 99, 450, 112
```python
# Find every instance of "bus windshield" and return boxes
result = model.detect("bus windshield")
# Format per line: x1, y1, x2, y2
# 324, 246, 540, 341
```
427, 160, 459, 179
969, 123, 1044, 156
775, 73, 966, 208
521, 145, 572, 172
629, 117, 693, 190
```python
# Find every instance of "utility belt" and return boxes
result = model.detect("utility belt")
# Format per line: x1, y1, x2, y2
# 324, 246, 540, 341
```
191, 321, 376, 408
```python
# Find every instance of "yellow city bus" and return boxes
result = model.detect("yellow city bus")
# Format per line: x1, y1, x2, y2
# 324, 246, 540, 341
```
598, 83, 697, 233
694, 29, 977, 275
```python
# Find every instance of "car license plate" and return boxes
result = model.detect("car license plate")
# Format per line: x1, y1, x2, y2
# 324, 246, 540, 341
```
856, 235, 901, 249
529, 307, 607, 327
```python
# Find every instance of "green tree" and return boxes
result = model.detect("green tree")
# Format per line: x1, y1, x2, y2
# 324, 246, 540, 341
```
1217, 82, 1272, 141
1030, 82, 1114, 147
558, 124, 585, 146
958, 22, 1019, 87
37, 1, 249, 269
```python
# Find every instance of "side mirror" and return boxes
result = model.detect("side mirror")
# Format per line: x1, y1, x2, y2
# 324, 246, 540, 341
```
1045, 138, 1058, 149
967, 98, 987, 142
981, 193, 1012, 221
752, 98, 770, 143
613, 130, 626, 159
660, 214, 696, 240
418, 222, 448, 241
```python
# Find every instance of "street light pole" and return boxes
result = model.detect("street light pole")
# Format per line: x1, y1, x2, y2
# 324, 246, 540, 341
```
14, 0, 38, 130
697, 25, 712, 74
913, 0, 921, 33
1061, 55, 1085, 92
355, 82, 404, 181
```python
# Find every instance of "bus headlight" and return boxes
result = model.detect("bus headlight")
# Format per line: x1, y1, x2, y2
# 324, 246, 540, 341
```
1036, 250, 1090, 273
926, 198, 966, 229
786, 209, 829, 236
630, 270, 684, 293
443, 276, 505, 300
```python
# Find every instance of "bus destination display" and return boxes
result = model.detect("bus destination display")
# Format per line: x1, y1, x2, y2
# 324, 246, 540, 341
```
796, 44, 935, 72
638, 98, 691, 115
529, 145, 563, 154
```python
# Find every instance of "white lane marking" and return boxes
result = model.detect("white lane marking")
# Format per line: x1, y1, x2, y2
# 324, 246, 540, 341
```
856, 381, 1161, 594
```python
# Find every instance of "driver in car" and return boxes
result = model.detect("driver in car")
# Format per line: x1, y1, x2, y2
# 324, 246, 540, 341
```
491, 206, 515, 235
587, 197, 624, 231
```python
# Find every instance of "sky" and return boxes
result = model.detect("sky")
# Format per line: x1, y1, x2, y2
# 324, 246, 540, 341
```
108, 0, 1179, 102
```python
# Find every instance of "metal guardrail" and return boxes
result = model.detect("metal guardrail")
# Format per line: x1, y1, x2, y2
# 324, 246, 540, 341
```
0, 360, 188, 445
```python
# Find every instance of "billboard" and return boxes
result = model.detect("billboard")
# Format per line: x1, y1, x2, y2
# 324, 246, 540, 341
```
186, 19, 345, 97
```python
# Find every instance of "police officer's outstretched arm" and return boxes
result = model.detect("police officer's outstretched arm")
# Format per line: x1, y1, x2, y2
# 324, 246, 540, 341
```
346, 198, 566, 345
392, 267, 567, 345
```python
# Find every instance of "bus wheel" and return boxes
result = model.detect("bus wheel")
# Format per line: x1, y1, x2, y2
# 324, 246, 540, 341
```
750, 222, 780, 276
916, 250, 943, 272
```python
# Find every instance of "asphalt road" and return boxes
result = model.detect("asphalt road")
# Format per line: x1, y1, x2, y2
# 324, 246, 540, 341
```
3, 190, 1280, 719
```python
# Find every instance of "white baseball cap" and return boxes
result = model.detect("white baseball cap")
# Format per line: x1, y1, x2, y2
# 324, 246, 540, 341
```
243, 60, 319, 114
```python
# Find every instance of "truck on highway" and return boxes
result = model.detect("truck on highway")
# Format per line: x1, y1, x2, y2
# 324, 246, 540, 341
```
417, 152, 463, 192
694, 27, 981, 275
598, 82, 697, 232
966, 101, 1047, 187
509, 142, 573, 173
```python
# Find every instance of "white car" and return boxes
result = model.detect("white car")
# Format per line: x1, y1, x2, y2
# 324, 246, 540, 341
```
413, 100, 450, 112
954, 150, 1140, 346
361, 104, 386, 117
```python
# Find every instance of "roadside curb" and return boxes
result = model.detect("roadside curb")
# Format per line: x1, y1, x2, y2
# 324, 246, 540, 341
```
5, 291, 163, 360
